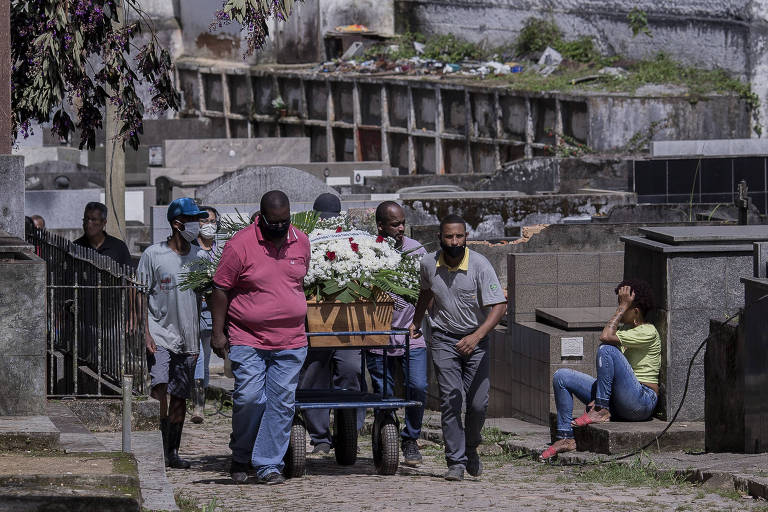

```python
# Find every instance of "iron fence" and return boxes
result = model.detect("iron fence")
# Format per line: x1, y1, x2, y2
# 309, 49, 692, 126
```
26, 229, 149, 397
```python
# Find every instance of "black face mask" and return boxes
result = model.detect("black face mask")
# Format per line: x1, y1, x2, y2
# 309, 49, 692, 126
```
441, 242, 466, 259
259, 218, 289, 240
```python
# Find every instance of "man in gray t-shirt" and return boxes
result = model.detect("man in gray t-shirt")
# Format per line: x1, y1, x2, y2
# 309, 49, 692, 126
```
409, 214, 506, 482
138, 197, 208, 470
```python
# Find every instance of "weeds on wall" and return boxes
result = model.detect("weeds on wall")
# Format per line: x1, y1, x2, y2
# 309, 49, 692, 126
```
356, 18, 761, 136
628, 8, 653, 38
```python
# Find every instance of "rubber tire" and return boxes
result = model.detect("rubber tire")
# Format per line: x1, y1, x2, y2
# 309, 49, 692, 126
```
373, 415, 399, 475
333, 409, 358, 466
283, 420, 307, 478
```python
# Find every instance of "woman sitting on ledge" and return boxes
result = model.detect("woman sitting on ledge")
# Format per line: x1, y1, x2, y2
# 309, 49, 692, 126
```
540, 279, 661, 460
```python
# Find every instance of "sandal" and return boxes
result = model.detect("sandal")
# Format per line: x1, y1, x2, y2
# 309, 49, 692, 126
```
539, 440, 576, 461
572, 409, 611, 427
571, 412, 593, 427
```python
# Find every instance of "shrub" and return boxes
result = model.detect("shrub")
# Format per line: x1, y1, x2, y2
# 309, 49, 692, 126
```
422, 34, 482, 62
516, 17, 562, 55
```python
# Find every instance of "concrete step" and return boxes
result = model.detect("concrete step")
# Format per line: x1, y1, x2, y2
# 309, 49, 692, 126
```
574, 418, 705, 455
0, 416, 59, 451
0, 453, 141, 512
46, 401, 106, 453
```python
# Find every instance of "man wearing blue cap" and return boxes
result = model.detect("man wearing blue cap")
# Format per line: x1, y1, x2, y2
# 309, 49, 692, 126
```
138, 197, 208, 469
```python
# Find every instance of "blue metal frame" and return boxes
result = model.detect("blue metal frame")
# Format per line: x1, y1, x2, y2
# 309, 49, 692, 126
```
297, 329, 420, 411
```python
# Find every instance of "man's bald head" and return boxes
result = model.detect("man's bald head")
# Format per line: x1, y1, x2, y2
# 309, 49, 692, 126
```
260, 190, 290, 215
375, 201, 403, 224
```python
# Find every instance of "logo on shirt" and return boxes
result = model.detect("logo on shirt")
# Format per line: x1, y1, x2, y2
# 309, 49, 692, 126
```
490, 283, 498, 291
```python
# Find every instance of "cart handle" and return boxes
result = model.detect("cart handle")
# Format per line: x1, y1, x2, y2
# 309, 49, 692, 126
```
306, 330, 409, 337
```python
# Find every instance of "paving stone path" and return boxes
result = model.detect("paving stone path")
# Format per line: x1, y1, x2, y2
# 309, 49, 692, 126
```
168, 411, 768, 512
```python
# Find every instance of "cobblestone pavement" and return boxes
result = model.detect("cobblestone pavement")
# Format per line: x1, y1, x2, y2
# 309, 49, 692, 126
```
168, 411, 768, 512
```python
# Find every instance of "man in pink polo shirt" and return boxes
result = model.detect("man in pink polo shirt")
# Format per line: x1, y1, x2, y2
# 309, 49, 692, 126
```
210, 190, 310, 485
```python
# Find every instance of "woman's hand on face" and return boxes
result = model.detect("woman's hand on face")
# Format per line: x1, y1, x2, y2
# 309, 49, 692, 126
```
617, 285, 635, 308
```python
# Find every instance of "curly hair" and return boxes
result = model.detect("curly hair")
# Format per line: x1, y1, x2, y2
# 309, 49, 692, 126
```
615, 278, 655, 316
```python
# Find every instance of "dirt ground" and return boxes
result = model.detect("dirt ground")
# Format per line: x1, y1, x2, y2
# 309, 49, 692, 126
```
168, 412, 768, 512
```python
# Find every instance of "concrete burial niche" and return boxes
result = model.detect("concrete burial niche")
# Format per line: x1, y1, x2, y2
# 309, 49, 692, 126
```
0, 235, 46, 415
622, 226, 767, 422
501, 251, 625, 424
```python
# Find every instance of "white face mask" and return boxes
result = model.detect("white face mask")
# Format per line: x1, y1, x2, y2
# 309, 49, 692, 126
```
179, 222, 199, 243
199, 223, 217, 240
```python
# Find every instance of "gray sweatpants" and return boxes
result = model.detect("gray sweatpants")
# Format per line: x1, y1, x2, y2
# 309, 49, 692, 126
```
298, 349, 362, 446
431, 330, 490, 468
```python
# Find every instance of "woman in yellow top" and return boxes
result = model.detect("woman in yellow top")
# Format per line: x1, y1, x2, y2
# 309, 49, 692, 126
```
540, 279, 661, 460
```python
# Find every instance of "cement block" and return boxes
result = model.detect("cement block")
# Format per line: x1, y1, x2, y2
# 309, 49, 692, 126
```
667, 308, 720, 367
510, 253, 557, 285
668, 255, 727, 311
0, 416, 59, 451
557, 253, 599, 283
557, 283, 599, 308
666, 364, 705, 421
574, 419, 704, 455
0, 156, 25, 239
0, 252, 46, 356
548, 331, 597, 367
0, 356, 46, 416
599, 284, 618, 307
512, 284, 557, 316
725, 255, 752, 310
599, 252, 624, 283
164, 138, 310, 169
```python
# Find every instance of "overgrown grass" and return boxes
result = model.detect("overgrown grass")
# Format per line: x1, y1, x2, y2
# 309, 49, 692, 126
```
174, 492, 218, 512
556, 459, 686, 488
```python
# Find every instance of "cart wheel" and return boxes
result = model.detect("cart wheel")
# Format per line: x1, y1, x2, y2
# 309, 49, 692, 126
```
333, 408, 358, 466
373, 414, 399, 475
283, 419, 306, 478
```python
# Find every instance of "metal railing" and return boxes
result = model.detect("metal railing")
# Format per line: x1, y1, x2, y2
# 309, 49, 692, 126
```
26, 229, 149, 397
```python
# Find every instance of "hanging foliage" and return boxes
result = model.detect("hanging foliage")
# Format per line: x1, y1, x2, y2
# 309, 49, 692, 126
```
11, 0, 181, 150
211, 0, 297, 56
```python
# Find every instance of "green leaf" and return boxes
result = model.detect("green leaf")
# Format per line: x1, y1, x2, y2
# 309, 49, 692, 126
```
335, 288, 356, 304
347, 281, 372, 299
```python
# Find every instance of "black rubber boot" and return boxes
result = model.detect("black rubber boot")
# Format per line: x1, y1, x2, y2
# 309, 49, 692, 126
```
166, 422, 191, 469
191, 379, 205, 424
160, 418, 170, 467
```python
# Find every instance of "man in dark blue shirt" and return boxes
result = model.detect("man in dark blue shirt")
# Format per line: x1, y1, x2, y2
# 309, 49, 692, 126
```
73, 202, 132, 267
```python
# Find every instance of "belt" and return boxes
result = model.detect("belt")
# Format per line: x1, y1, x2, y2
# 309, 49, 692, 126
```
432, 328, 470, 340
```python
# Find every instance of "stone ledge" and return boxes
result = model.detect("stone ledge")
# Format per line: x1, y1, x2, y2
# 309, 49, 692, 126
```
64, 399, 160, 432
0, 416, 59, 451
573, 418, 704, 455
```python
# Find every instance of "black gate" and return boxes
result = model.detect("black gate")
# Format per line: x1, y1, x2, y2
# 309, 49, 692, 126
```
26, 229, 149, 397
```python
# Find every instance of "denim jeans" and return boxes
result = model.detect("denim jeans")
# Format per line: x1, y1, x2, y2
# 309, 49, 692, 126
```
553, 344, 658, 439
194, 330, 212, 387
366, 347, 428, 442
228, 344, 307, 478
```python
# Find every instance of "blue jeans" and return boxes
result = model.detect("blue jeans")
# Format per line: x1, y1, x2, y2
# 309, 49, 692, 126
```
194, 330, 211, 387
366, 348, 428, 442
553, 344, 658, 439
228, 344, 307, 478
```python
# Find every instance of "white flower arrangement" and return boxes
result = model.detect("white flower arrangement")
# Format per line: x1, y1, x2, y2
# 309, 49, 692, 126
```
180, 210, 420, 304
